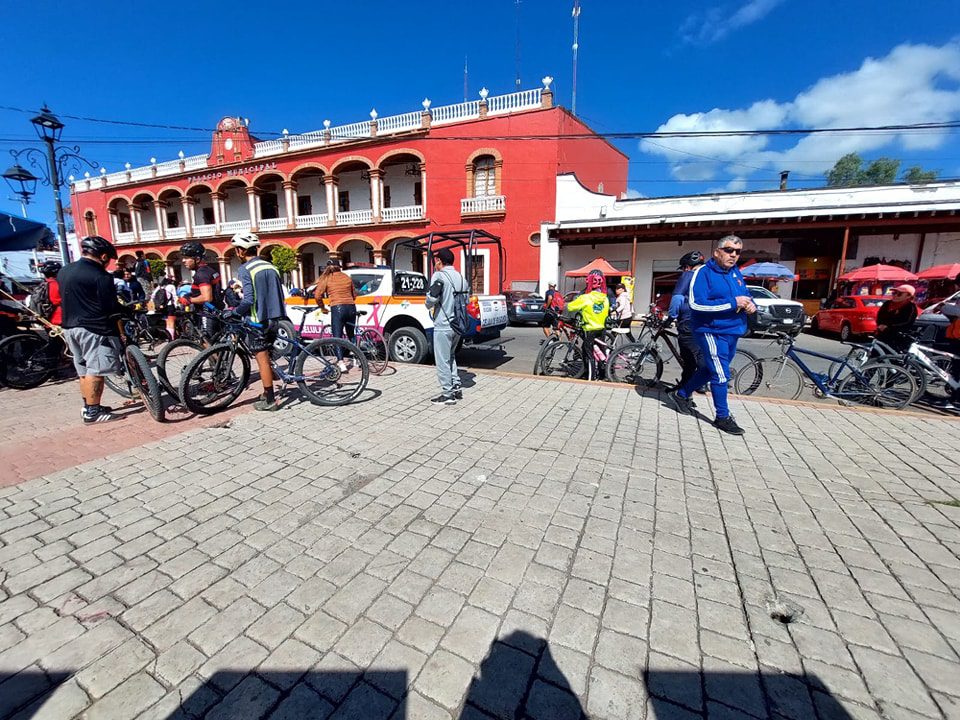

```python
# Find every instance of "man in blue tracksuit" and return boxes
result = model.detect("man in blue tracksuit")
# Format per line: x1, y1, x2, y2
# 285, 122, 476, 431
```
667, 235, 756, 435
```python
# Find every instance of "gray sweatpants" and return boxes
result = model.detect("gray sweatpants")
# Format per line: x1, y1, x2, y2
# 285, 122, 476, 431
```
433, 326, 460, 394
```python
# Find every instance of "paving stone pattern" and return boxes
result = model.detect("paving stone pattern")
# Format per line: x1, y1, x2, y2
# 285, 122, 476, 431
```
1, 365, 959, 719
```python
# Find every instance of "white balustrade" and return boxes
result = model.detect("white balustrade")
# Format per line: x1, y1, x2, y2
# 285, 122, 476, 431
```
192, 224, 216, 238
154, 159, 181, 175
461, 195, 506, 214
220, 219, 252, 234
254, 139, 285, 157
381, 205, 424, 222
286, 130, 325, 152
129, 167, 153, 182
115, 231, 136, 244
165, 227, 187, 240
183, 155, 208, 171
329, 121, 370, 140
487, 89, 542, 115
257, 217, 287, 232
432, 100, 480, 125
140, 229, 161, 242
377, 111, 422, 134
294, 213, 327, 229
336, 209, 374, 225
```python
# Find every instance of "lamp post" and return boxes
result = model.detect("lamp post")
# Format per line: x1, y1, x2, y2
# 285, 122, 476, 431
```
5, 106, 97, 264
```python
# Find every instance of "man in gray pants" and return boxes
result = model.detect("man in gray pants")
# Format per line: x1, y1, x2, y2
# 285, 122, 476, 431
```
425, 247, 465, 405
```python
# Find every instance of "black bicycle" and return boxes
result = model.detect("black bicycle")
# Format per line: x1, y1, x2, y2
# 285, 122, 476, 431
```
178, 306, 368, 414
605, 313, 757, 386
0, 328, 66, 389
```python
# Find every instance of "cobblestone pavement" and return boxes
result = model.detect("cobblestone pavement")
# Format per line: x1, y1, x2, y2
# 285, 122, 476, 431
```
1, 365, 959, 719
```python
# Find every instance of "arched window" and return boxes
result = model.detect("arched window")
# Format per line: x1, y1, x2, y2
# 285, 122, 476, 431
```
473, 156, 496, 197
84, 211, 97, 236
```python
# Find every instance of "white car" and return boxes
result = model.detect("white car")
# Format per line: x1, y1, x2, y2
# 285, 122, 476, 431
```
747, 285, 806, 336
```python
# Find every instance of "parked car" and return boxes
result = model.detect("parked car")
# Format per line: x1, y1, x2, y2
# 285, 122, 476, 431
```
505, 291, 545, 324
746, 286, 805, 336
811, 295, 885, 341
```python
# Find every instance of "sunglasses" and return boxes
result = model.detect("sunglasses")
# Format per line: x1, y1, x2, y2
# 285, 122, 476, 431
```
719, 247, 742, 255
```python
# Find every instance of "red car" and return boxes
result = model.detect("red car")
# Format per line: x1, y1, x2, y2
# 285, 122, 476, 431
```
812, 295, 885, 341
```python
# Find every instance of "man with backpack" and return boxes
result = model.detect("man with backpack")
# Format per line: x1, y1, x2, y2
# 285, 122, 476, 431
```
425, 247, 466, 405
540, 282, 565, 340
151, 277, 177, 339
32, 261, 62, 326
133, 250, 152, 294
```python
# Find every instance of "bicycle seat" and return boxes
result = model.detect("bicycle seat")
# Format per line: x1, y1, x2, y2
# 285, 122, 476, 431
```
356, 310, 368, 317
841, 341, 872, 350
610, 328, 632, 334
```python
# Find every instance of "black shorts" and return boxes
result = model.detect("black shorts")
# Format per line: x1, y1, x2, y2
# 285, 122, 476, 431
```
245, 319, 280, 354
539, 310, 558, 328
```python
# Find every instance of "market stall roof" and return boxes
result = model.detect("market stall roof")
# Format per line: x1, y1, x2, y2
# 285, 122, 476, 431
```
740, 261, 794, 279
916, 263, 960, 280
0, 212, 54, 252
838, 264, 918, 282
564, 258, 621, 277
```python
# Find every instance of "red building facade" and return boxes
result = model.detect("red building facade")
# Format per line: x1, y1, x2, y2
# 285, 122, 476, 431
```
70, 84, 627, 293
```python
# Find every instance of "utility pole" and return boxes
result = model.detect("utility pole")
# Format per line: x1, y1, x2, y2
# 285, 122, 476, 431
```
572, 0, 581, 115
515, 0, 522, 90
464, 56, 469, 102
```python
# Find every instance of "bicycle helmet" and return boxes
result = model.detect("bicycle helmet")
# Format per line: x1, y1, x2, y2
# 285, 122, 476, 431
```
179, 241, 206, 259
81, 235, 118, 259
177, 284, 193, 298
585, 269, 606, 293
678, 251, 705, 269
230, 231, 260, 250
39, 260, 62, 278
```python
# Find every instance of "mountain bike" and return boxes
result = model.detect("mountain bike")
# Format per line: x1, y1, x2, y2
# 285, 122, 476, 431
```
604, 313, 757, 387
734, 332, 917, 409
0, 328, 66, 389
297, 305, 388, 375
534, 314, 632, 381
119, 303, 170, 357
178, 306, 368, 414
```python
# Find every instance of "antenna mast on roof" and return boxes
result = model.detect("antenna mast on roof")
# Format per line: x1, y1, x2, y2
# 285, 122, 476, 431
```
464, 55, 468, 102
515, 0, 522, 90
572, 0, 581, 115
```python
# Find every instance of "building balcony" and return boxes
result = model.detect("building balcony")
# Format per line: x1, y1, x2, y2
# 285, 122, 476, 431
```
381, 205, 424, 223
193, 224, 217, 238
294, 213, 328, 230
166, 227, 187, 241
461, 195, 506, 215
336, 209, 374, 226
116, 231, 136, 244
140, 229, 161, 242
220, 219, 252, 234
257, 217, 288, 232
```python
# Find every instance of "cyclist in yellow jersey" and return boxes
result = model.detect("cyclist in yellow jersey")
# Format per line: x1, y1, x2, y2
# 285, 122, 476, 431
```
566, 269, 610, 363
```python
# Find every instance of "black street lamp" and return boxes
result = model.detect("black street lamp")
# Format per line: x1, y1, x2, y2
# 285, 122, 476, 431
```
6, 105, 97, 263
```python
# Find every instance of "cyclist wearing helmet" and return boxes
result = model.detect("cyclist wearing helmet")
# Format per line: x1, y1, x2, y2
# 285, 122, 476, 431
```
58, 236, 123, 424
229, 232, 286, 411
179, 241, 223, 337
38, 261, 63, 326
669, 250, 706, 390
566, 269, 610, 364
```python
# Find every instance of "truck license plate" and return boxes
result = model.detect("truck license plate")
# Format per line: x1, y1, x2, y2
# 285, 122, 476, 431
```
782, 318, 794, 324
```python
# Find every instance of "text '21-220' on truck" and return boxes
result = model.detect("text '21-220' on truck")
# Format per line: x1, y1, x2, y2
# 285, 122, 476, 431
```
284, 230, 509, 364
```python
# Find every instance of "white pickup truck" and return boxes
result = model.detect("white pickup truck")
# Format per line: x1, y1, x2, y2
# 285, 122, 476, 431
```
285, 267, 509, 364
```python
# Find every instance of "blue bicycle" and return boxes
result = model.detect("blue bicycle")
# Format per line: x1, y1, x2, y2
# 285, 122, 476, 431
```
178, 307, 368, 414
734, 333, 916, 409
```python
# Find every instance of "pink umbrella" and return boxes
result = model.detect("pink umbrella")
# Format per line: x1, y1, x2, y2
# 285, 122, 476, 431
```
839, 264, 918, 283
917, 263, 960, 280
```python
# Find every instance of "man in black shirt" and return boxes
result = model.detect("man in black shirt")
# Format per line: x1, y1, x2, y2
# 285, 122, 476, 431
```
58, 236, 123, 424
876, 284, 919, 352
179, 241, 223, 337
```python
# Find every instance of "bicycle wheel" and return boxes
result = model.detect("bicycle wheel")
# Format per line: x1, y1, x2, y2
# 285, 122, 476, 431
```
734, 358, 804, 400
124, 346, 165, 422
873, 354, 927, 400
156, 338, 204, 400
606, 343, 663, 386
730, 348, 758, 385
0, 332, 56, 389
356, 328, 388, 375
837, 361, 917, 410
295, 338, 369, 406
103, 359, 135, 399
920, 353, 953, 400
827, 346, 871, 381
539, 341, 588, 379
271, 319, 297, 361
179, 343, 251, 415
532, 336, 560, 375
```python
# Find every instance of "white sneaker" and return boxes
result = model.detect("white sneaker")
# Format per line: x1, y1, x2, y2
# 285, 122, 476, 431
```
338, 361, 348, 372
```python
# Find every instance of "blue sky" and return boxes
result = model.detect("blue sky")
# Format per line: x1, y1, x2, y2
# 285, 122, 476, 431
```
2, 0, 959, 228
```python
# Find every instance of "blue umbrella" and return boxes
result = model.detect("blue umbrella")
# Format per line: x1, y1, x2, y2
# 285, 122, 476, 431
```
0, 211, 54, 252
741, 262, 794, 279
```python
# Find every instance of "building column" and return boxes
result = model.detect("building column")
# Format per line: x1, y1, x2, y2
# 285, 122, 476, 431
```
165, 259, 178, 283
180, 197, 195, 237
369, 168, 383, 222
283, 181, 297, 229
324, 176, 337, 226
129, 204, 143, 240
153, 201, 167, 241
373, 249, 385, 266
218, 257, 230, 288
211, 192, 224, 230
419, 163, 427, 215
246, 187, 259, 231
108, 209, 120, 240
293, 252, 304, 289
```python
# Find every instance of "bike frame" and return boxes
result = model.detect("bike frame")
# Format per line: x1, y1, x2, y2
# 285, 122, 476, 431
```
782, 343, 878, 398
908, 343, 960, 390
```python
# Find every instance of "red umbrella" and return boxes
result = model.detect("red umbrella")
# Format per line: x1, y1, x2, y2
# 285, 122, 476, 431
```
917, 263, 960, 280
838, 264, 918, 282
565, 258, 622, 277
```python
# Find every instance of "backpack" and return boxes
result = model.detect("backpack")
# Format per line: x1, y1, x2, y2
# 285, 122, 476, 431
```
29, 281, 55, 320
135, 258, 151, 279
151, 284, 171, 313
439, 267, 473, 336
549, 291, 566, 312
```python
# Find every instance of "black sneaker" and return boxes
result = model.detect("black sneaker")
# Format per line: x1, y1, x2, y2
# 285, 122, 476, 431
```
714, 416, 745, 436
431, 394, 457, 406
82, 408, 121, 424
666, 390, 694, 415
452, 387, 463, 400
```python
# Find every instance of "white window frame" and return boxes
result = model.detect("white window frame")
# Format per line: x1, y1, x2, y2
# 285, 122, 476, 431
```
460, 248, 490, 296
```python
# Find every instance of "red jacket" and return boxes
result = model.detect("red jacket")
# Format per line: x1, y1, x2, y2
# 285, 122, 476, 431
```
47, 278, 62, 325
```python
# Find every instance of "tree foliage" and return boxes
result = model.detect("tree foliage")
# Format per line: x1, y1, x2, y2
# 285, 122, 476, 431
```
147, 258, 166, 279
826, 152, 938, 187
270, 246, 297, 279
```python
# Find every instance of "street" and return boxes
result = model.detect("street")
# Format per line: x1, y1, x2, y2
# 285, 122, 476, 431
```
1, 363, 959, 719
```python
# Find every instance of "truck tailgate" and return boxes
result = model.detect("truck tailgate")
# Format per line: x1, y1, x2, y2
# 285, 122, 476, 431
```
478, 295, 508, 328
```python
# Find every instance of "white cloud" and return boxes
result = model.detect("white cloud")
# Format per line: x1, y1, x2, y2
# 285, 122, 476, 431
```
623, 188, 646, 199
680, 0, 785, 44
641, 41, 960, 182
